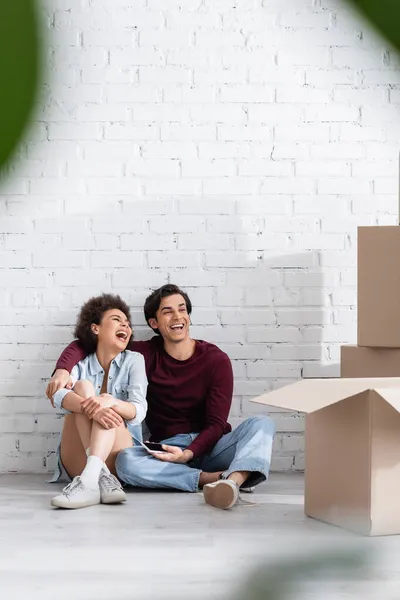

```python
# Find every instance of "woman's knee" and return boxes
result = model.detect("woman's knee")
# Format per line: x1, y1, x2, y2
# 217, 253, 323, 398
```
74, 379, 95, 398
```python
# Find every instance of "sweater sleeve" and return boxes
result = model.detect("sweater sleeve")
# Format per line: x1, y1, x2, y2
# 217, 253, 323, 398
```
186, 352, 233, 458
54, 340, 87, 373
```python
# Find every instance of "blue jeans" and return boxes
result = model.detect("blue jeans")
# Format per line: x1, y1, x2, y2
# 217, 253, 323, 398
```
116, 416, 275, 492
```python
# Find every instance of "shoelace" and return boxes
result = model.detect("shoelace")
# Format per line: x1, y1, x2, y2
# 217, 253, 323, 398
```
100, 473, 121, 492
62, 477, 84, 498
237, 494, 258, 507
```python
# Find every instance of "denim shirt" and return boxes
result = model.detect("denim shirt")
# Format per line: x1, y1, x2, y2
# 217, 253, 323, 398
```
52, 350, 148, 430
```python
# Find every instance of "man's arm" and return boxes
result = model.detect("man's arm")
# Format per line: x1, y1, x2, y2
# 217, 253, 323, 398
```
154, 353, 234, 464
46, 341, 88, 400
55, 340, 87, 372
186, 353, 234, 459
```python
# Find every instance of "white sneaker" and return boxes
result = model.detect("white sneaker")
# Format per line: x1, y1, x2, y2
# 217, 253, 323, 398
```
203, 479, 239, 510
99, 472, 127, 504
51, 476, 100, 509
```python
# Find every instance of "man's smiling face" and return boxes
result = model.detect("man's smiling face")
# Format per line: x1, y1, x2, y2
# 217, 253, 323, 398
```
149, 294, 190, 343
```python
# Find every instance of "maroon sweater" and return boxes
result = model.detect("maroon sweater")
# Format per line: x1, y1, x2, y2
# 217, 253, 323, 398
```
55, 336, 233, 457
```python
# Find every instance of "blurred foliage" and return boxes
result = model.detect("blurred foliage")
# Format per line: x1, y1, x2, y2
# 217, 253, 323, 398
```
230, 547, 368, 600
345, 0, 400, 53
0, 1, 42, 172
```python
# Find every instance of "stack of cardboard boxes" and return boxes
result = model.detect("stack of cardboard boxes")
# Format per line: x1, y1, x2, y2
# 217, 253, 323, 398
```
342, 226, 400, 376
251, 226, 400, 536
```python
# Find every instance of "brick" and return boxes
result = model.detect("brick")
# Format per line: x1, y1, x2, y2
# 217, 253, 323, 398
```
179, 199, 235, 215
247, 360, 302, 379
149, 216, 205, 233
133, 104, 189, 123
161, 124, 216, 142
218, 124, 272, 142
181, 160, 235, 178
277, 86, 330, 104
48, 123, 101, 140
163, 85, 216, 103
207, 215, 264, 233
104, 123, 159, 141
247, 327, 302, 343
220, 309, 275, 325
177, 233, 230, 250
199, 142, 252, 159
203, 177, 261, 195
128, 158, 180, 179
91, 216, 146, 233
148, 251, 200, 268
123, 199, 175, 215
144, 179, 203, 196
89, 251, 142, 268
121, 234, 174, 251
167, 269, 226, 287
106, 84, 162, 104
32, 251, 85, 268
275, 309, 331, 326
205, 251, 261, 268
216, 287, 244, 306
296, 161, 350, 177
243, 287, 273, 306
142, 142, 197, 159
219, 84, 274, 103
236, 233, 290, 251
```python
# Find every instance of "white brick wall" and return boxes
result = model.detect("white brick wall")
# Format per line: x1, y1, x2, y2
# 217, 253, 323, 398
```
0, 0, 399, 473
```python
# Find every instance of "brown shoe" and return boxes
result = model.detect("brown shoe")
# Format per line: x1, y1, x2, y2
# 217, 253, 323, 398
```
203, 479, 239, 510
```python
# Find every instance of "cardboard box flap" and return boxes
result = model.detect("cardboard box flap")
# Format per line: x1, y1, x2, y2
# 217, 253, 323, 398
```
251, 377, 400, 414
374, 388, 400, 414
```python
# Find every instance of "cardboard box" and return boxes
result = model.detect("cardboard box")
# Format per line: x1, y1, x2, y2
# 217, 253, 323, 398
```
251, 377, 400, 536
341, 345, 400, 378
358, 226, 400, 347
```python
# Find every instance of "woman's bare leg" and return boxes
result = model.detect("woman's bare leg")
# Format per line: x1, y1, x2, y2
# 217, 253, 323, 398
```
60, 380, 95, 478
59, 379, 133, 477
73, 380, 96, 451
60, 414, 87, 479
104, 423, 133, 475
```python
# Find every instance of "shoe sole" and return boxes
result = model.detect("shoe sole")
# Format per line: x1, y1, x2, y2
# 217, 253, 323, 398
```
50, 497, 100, 509
203, 481, 238, 510
101, 492, 127, 504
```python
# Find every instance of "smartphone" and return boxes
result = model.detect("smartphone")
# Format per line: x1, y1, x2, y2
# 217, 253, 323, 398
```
143, 441, 167, 453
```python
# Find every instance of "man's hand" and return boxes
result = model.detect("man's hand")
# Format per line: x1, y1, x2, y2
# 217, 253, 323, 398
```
151, 445, 193, 464
46, 369, 73, 405
81, 395, 116, 419
93, 407, 123, 429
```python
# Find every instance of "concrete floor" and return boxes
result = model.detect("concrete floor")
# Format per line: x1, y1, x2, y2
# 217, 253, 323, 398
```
0, 474, 399, 600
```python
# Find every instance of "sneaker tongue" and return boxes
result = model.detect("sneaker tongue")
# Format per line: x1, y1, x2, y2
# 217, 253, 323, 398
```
65, 477, 83, 496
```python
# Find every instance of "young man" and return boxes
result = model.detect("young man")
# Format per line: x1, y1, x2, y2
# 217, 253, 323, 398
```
47, 284, 275, 510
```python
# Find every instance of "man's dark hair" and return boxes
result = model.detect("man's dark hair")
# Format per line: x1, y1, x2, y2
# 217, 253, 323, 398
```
144, 284, 192, 335
74, 293, 132, 353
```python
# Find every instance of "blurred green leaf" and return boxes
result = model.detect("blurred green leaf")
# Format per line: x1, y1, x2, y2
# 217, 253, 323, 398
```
346, 0, 400, 53
231, 548, 368, 600
0, 1, 41, 171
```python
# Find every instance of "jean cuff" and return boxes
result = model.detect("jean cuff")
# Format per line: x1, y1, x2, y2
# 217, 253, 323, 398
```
221, 467, 267, 488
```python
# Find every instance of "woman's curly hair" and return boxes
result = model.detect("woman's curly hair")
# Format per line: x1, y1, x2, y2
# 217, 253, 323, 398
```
74, 294, 132, 353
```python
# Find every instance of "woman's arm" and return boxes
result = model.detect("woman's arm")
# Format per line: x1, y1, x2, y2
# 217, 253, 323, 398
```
112, 353, 148, 424
56, 390, 85, 413
110, 398, 136, 421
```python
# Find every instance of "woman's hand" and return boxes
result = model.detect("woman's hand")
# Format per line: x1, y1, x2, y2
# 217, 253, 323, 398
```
93, 407, 123, 429
81, 395, 116, 418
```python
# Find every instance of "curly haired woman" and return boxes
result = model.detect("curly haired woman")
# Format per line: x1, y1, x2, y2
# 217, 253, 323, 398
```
49, 293, 147, 510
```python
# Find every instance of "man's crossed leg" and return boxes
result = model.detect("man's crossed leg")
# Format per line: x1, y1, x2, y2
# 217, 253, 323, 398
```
116, 415, 275, 509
